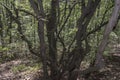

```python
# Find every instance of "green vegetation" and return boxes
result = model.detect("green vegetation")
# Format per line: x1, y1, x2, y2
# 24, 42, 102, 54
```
12, 63, 41, 74
12, 64, 27, 73
0, 0, 120, 80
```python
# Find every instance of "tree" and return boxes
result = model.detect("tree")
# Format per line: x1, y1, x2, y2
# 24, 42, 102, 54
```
29, 0, 104, 80
95, 0, 120, 68
0, 0, 120, 80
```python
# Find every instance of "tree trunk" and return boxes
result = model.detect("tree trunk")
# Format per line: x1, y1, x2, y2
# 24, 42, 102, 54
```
67, 1, 101, 80
46, 0, 58, 79
29, 0, 49, 80
95, 0, 120, 68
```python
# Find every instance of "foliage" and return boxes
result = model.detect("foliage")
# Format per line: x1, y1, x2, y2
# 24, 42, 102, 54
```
0, 0, 120, 80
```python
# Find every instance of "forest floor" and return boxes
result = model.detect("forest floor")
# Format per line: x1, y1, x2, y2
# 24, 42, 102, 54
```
84, 54, 120, 80
0, 54, 120, 80
0, 58, 43, 80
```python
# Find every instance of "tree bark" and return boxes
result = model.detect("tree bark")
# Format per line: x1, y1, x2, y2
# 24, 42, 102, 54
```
29, 0, 49, 80
46, 0, 59, 80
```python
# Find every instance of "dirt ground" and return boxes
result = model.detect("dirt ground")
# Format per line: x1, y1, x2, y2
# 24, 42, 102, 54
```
0, 55, 120, 80
0, 59, 42, 80
86, 55, 120, 80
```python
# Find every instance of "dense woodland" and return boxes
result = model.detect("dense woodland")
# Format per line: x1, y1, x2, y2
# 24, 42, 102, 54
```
0, 0, 120, 80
